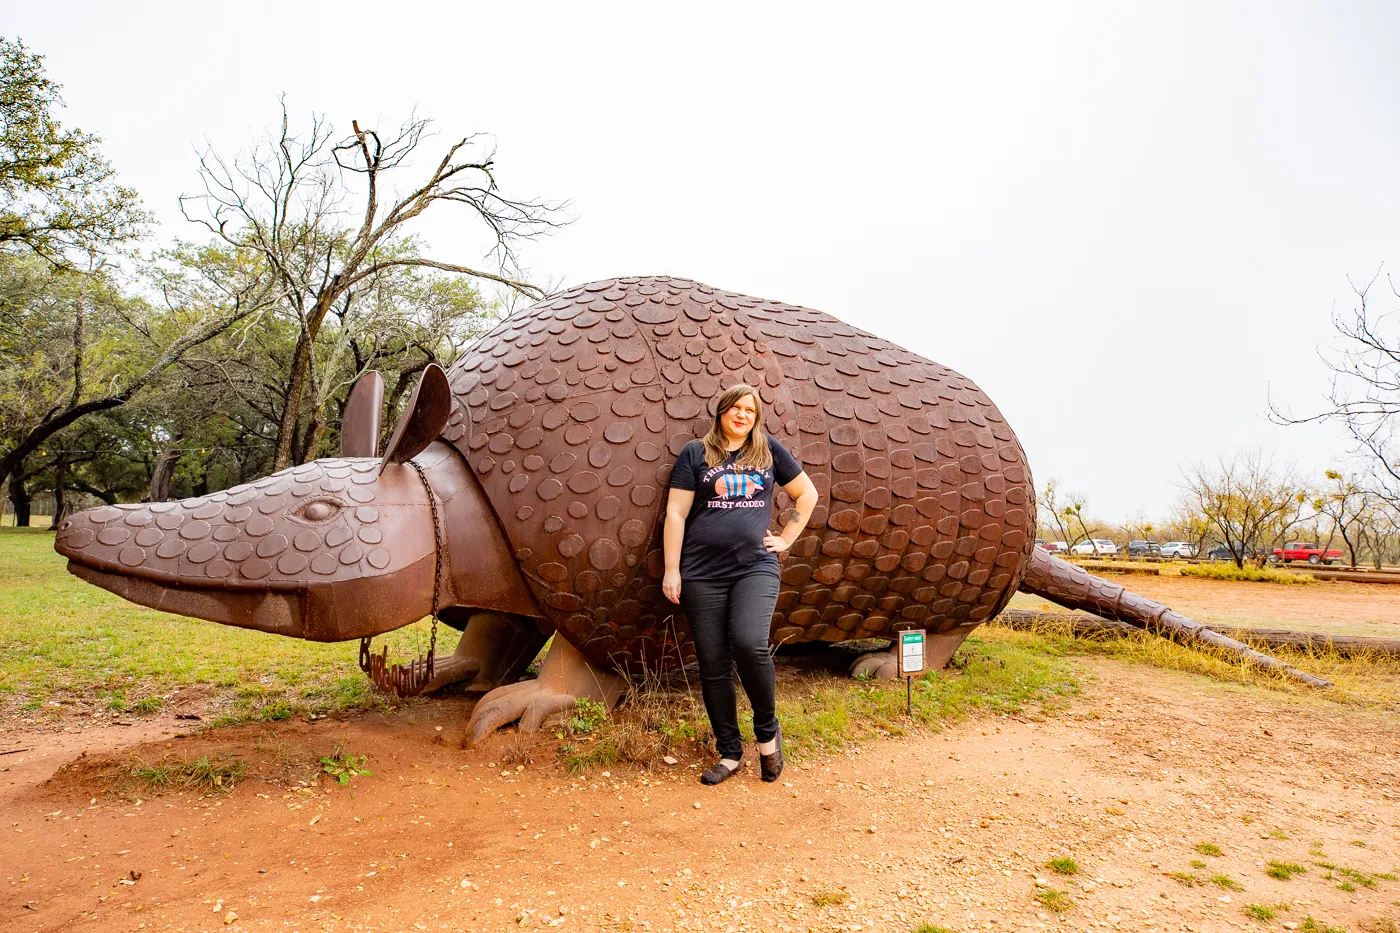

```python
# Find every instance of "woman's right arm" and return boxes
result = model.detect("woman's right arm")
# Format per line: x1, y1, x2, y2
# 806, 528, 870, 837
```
662, 487, 694, 604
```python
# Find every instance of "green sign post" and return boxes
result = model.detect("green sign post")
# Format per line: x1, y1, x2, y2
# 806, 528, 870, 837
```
897, 629, 925, 718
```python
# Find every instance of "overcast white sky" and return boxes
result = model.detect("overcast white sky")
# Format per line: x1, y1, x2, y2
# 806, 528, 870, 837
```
12, 1, 1400, 520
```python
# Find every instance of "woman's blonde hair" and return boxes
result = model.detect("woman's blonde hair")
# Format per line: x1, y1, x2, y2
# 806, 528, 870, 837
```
701, 383, 773, 470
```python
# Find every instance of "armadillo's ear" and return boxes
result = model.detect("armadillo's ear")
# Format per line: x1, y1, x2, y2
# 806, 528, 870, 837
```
379, 363, 453, 472
341, 371, 385, 458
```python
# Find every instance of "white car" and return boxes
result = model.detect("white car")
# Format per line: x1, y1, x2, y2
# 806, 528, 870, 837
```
1158, 541, 1196, 558
1071, 539, 1119, 556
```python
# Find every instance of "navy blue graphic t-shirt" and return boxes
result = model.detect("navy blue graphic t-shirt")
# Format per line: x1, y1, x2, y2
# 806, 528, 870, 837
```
668, 434, 803, 581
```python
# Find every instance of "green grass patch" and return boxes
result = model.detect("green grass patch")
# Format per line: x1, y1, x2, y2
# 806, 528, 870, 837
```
129, 754, 247, 794
1211, 874, 1243, 891
1267, 860, 1307, 880
0, 528, 408, 723
1337, 867, 1377, 889
319, 747, 372, 786
1196, 842, 1223, 856
1191, 859, 1208, 869
913, 925, 953, 933
1033, 889, 1073, 912
1046, 856, 1079, 875
558, 631, 1080, 775
1181, 563, 1314, 584
1169, 872, 1200, 886
1269, 828, 1291, 839
811, 888, 848, 907
1301, 917, 1345, 933
1244, 904, 1276, 921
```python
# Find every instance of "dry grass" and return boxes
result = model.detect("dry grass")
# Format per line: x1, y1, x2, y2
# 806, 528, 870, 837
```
980, 618, 1400, 709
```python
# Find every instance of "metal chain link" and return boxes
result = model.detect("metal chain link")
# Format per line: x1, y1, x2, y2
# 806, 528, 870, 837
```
358, 460, 441, 696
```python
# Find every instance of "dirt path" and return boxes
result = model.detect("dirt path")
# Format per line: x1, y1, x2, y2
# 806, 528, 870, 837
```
1011, 573, 1400, 637
3, 661, 1397, 933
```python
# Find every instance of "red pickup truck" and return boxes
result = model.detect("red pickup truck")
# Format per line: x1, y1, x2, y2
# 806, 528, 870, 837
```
1272, 542, 1343, 565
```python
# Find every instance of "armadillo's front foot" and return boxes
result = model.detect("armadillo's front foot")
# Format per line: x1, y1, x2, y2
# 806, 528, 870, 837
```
464, 637, 626, 746
849, 643, 899, 680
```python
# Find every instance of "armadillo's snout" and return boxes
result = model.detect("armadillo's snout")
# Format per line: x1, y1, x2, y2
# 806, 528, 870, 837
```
56, 457, 437, 641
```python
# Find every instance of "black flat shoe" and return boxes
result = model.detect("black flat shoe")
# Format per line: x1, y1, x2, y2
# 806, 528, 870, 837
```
700, 759, 743, 785
760, 725, 784, 782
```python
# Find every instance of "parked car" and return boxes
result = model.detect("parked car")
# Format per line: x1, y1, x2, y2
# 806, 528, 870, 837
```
1042, 540, 1070, 554
1272, 542, 1343, 565
1071, 539, 1119, 556
1158, 541, 1197, 558
1206, 543, 1263, 562
1127, 540, 1162, 557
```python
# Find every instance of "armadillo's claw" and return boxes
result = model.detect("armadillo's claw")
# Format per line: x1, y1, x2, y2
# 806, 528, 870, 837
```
463, 635, 626, 746
849, 645, 899, 681
465, 681, 579, 745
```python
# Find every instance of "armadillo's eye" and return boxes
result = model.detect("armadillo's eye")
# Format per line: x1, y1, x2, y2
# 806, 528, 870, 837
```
298, 500, 340, 522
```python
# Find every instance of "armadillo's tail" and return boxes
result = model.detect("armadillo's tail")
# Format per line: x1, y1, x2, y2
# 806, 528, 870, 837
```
1017, 548, 1332, 689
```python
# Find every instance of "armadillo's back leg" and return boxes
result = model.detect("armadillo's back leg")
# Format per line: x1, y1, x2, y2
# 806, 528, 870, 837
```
1016, 548, 1331, 688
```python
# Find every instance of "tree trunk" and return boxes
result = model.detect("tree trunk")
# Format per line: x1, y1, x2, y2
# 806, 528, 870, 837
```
148, 444, 182, 503
297, 409, 327, 465
8, 471, 31, 527
272, 327, 314, 471
48, 454, 69, 530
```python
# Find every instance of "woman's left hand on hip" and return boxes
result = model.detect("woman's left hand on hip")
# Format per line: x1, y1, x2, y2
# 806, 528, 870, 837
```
763, 534, 790, 553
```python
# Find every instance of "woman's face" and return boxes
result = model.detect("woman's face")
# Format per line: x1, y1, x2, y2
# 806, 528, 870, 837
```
720, 394, 759, 441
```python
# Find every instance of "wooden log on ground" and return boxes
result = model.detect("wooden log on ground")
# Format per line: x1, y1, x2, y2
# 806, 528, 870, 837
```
1301, 569, 1400, 585
997, 609, 1400, 659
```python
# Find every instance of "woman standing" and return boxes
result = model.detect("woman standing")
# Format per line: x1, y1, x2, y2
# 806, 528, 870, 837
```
663, 384, 820, 785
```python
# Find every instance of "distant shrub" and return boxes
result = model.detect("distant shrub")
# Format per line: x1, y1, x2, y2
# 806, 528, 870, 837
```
1181, 564, 1313, 585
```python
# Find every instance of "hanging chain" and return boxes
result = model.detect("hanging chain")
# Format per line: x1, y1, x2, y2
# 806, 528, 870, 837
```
358, 460, 442, 696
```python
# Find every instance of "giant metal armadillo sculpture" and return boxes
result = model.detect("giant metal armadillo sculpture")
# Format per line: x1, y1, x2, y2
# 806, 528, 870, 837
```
54, 277, 1328, 742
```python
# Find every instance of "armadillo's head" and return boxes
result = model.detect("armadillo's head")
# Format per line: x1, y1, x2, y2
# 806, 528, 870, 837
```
55, 365, 539, 641
55, 455, 440, 640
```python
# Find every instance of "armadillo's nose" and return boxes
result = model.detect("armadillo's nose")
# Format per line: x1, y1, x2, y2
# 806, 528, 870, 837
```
56, 504, 169, 575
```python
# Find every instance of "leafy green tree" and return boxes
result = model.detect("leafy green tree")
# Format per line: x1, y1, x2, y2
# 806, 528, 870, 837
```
0, 252, 273, 515
0, 37, 147, 264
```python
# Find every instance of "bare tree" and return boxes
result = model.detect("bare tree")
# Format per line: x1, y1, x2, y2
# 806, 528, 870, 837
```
1177, 450, 1308, 568
181, 102, 563, 470
1036, 479, 1098, 550
1272, 270, 1400, 508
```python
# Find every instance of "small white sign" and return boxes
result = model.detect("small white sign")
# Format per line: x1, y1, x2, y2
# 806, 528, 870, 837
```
898, 629, 925, 676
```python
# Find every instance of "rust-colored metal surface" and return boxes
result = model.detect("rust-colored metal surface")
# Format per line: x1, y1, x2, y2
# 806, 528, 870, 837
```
55, 276, 1036, 676
56, 374, 541, 643
340, 370, 384, 458
56, 275, 1330, 697
435, 277, 1036, 675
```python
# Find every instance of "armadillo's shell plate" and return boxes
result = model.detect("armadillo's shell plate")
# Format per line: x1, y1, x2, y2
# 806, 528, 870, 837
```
442, 277, 1035, 676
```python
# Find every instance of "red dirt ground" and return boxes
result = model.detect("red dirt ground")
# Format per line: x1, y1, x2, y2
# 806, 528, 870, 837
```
3, 656, 1398, 933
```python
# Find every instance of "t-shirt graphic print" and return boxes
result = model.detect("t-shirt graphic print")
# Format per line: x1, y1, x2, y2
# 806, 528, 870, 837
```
668, 433, 803, 581
712, 470, 764, 502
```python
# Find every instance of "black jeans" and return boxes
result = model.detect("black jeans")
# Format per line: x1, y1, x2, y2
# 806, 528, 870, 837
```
679, 571, 781, 760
